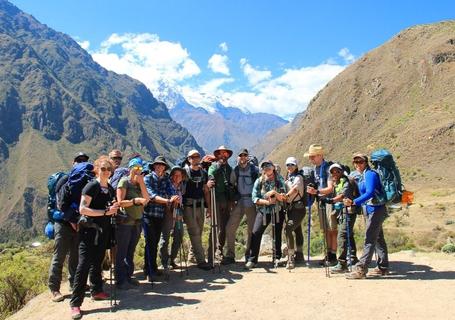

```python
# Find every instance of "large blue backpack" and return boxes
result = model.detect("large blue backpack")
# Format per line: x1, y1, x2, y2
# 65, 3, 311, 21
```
370, 149, 403, 204
57, 162, 95, 223
45, 171, 67, 239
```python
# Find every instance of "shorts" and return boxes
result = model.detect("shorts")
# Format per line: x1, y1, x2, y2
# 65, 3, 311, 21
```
318, 203, 338, 232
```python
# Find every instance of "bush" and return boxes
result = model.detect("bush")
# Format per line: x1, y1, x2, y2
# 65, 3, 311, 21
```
441, 243, 455, 254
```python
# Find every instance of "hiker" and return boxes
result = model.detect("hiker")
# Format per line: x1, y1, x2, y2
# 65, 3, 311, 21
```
70, 156, 119, 319
115, 157, 150, 290
207, 145, 235, 264
322, 163, 359, 273
223, 149, 259, 265
283, 157, 306, 269
245, 160, 286, 269
182, 150, 212, 270
344, 153, 390, 279
109, 149, 123, 171
48, 152, 89, 303
159, 166, 186, 270
143, 155, 179, 281
305, 144, 337, 266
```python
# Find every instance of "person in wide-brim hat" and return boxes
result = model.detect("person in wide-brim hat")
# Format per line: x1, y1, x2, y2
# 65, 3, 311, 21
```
213, 145, 233, 159
303, 144, 324, 158
149, 155, 170, 170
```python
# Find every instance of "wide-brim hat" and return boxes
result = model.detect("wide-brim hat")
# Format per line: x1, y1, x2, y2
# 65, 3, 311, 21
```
170, 166, 187, 178
214, 145, 233, 158
150, 155, 170, 170
304, 144, 324, 157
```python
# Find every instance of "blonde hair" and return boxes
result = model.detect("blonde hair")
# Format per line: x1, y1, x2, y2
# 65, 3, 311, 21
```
93, 156, 114, 177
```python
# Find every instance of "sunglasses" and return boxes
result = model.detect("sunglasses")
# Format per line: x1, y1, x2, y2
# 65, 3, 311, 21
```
353, 160, 366, 164
111, 156, 123, 161
286, 163, 295, 167
100, 167, 113, 172
190, 155, 201, 159
132, 166, 143, 171
239, 154, 248, 157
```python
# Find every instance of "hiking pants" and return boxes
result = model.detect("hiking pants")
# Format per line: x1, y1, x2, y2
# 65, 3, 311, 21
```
159, 209, 183, 266
115, 223, 141, 285
285, 205, 306, 251
48, 221, 79, 292
207, 199, 231, 262
70, 225, 109, 307
183, 200, 206, 264
337, 212, 357, 263
294, 224, 304, 252
225, 203, 256, 260
247, 210, 284, 264
143, 216, 164, 276
357, 206, 389, 270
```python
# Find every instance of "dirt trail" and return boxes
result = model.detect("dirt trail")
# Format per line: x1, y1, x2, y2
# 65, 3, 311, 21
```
9, 251, 455, 320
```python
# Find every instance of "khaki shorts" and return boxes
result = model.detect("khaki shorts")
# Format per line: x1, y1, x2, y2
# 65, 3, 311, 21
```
318, 203, 338, 232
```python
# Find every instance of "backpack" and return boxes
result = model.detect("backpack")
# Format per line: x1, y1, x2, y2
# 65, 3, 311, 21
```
44, 172, 67, 239
56, 162, 95, 223
370, 149, 403, 204
247, 155, 259, 167
233, 164, 259, 185
110, 167, 130, 190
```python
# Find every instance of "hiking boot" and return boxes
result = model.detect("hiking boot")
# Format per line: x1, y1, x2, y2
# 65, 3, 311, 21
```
330, 262, 348, 274
70, 306, 82, 319
221, 257, 236, 265
346, 265, 367, 280
51, 291, 64, 302
368, 267, 390, 276
286, 255, 295, 270
169, 261, 179, 270
127, 278, 140, 286
197, 262, 213, 271
294, 251, 305, 264
244, 261, 256, 270
91, 292, 110, 300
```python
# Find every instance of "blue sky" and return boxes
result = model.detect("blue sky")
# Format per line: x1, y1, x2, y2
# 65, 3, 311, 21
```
11, 0, 455, 118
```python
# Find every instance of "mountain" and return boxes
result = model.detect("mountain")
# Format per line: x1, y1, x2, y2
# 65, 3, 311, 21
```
0, 0, 203, 242
268, 21, 455, 189
158, 84, 288, 155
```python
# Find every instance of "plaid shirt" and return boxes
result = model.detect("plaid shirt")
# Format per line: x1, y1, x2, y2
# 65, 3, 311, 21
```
144, 172, 175, 218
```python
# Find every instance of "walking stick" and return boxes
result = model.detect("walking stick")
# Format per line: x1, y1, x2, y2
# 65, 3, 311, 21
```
210, 188, 221, 273
306, 198, 312, 267
318, 199, 330, 278
174, 206, 189, 276
344, 205, 352, 272
109, 213, 118, 311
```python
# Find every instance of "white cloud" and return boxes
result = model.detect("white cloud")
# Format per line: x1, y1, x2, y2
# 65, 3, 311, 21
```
208, 54, 230, 75
77, 40, 90, 50
240, 58, 272, 86
338, 47, 356, 64
219, 42, 228, 52
90, 33, 200, 92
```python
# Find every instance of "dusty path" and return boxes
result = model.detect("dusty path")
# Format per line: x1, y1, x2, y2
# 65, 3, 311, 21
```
9, 251, 455, 320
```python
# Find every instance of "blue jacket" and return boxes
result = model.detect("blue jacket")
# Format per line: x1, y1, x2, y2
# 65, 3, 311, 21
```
353, 169, 384, 214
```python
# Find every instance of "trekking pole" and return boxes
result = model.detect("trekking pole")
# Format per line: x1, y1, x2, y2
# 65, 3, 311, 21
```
318, 200, 330, 278
210, 188, 221, 273
306, 197, 312, 267
283, 204, 291, 272
344, 205, 352, 272
271, 205, 278, 268
109, 211, 118, 311
175, 206, 189, 277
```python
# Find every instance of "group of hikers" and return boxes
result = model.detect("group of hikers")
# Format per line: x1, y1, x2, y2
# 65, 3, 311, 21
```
45, 144, 400, 319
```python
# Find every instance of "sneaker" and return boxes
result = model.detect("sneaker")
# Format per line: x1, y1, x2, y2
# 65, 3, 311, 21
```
91, 292, 110, 300
330, 262, 348, 274
346, 265, 367, 279
294, 251, 305, 263
197, 262, 214, 271
51, 291, 64, 302
286, 255, 295, 270
244, 261, 256, 270
127, 278, 140, 286
221, 257, 236, 265
368, 267, 390, 276
70, 307, 82, 319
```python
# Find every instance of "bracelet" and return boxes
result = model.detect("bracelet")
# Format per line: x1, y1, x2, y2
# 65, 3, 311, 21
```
103, 208, 107, 216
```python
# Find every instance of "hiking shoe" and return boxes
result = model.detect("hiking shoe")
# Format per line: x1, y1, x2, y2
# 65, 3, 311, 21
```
286, 255, 295, 270
70, 306, 82, 319
127, 278, 140, 286
221, 257, 236, 265
91, 292, 110, 300
197, 262, 214, 270
169, 261, 179, 270
294, 251, 305, 264
51, 291, 64, 302
368, 267, 390, 276
330, 262, 349, 274
346, 265, 367, 280
244, 261, 256, 270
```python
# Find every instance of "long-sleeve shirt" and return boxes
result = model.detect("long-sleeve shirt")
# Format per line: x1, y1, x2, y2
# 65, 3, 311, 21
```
208, 162, 232, 202
252, 175, 286, 215
144, 171, 175, 218
354, 169, 384, 214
